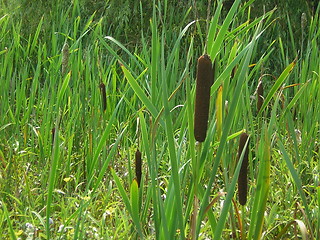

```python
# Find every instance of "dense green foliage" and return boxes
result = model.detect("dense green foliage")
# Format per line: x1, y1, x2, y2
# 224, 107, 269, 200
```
0, 0, 319, 239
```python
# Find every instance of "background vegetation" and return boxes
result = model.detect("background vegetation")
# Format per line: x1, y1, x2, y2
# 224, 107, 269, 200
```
0, 0, 319, 239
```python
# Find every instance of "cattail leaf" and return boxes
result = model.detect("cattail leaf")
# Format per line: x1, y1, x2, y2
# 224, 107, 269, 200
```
130, 179, 144, 237
91, 126, 127, 193
194, 54, 213, 142
208, 0, 241, 59
248, 128, 270, 240
89, 97, 125, 183
110, 167, 132, 214
257, 59, 296, 116
121, 66, 159, 120
280, 81, 309, 121
105, 36, 144, 72
57, 71, 71, 108
278, 140, 313, 239
110, 169, 143, 238
30, 16, 43, 54
216, 85, 223, 139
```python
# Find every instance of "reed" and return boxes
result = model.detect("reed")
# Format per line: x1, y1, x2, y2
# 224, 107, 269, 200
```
237, 132, 250, 205
194, 54, 213, 142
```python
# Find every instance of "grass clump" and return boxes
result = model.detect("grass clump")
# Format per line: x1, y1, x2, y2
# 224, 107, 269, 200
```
0, 0, 319, 239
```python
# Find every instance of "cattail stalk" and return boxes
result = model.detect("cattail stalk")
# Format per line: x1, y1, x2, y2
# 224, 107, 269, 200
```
135, 149, 142, 187
194, 54, 213, 142
237, 132, 250, 205
216, 85, 223, 139
99, 83, 107, 112
256, 80, 264, 113
61, 42, 69, 76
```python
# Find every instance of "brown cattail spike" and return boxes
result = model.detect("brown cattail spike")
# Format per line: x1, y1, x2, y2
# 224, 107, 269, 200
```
256, 80, 264, 113
135, 149, 142, 187
194, 54, 213, 142
231, 65, 237, 79
51, 127, 56, 145
237, 132, 250, 205
301, 13, 307, 31
61, 42, 69, 75
99, 83, 107, 112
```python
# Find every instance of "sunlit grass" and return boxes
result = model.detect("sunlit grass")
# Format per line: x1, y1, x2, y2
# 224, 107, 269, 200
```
0, 0, 319, 239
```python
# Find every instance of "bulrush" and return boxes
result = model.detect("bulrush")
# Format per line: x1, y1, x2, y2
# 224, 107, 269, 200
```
194, 54, 213, 142
61, 42, 69, 76
135, 149, 142, 187
99, 82, 107, 112
256, 80, 264, 113
51, 127, 55, 145
237, 132, 250, 205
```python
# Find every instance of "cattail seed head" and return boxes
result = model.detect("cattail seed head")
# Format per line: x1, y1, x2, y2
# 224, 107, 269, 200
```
231, 65, 237, 79
99, 82, 107, 112
51, 127, 56, 145
61, 42, 69, 76
256, 80, 264, 113
301, 12, 307, 31
194, 54, 213, 142
237, 132, 250, 205
135, 149, 142, 187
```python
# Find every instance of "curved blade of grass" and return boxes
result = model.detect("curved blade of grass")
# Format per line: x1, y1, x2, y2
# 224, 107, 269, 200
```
275, 220, 308, 240
258, 59, 296, 116
121, 66, 159, 120
105, 36, 143, 72
280, 80, 309, 121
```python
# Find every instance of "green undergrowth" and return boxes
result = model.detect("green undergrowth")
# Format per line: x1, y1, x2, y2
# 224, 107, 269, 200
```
0, 0, 319, 239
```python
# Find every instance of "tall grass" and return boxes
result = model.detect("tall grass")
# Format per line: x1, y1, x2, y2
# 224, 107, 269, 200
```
0, 0, 319, 239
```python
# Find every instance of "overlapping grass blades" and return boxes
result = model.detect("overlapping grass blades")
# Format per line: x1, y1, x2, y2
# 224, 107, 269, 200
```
1, 0, 319, 239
